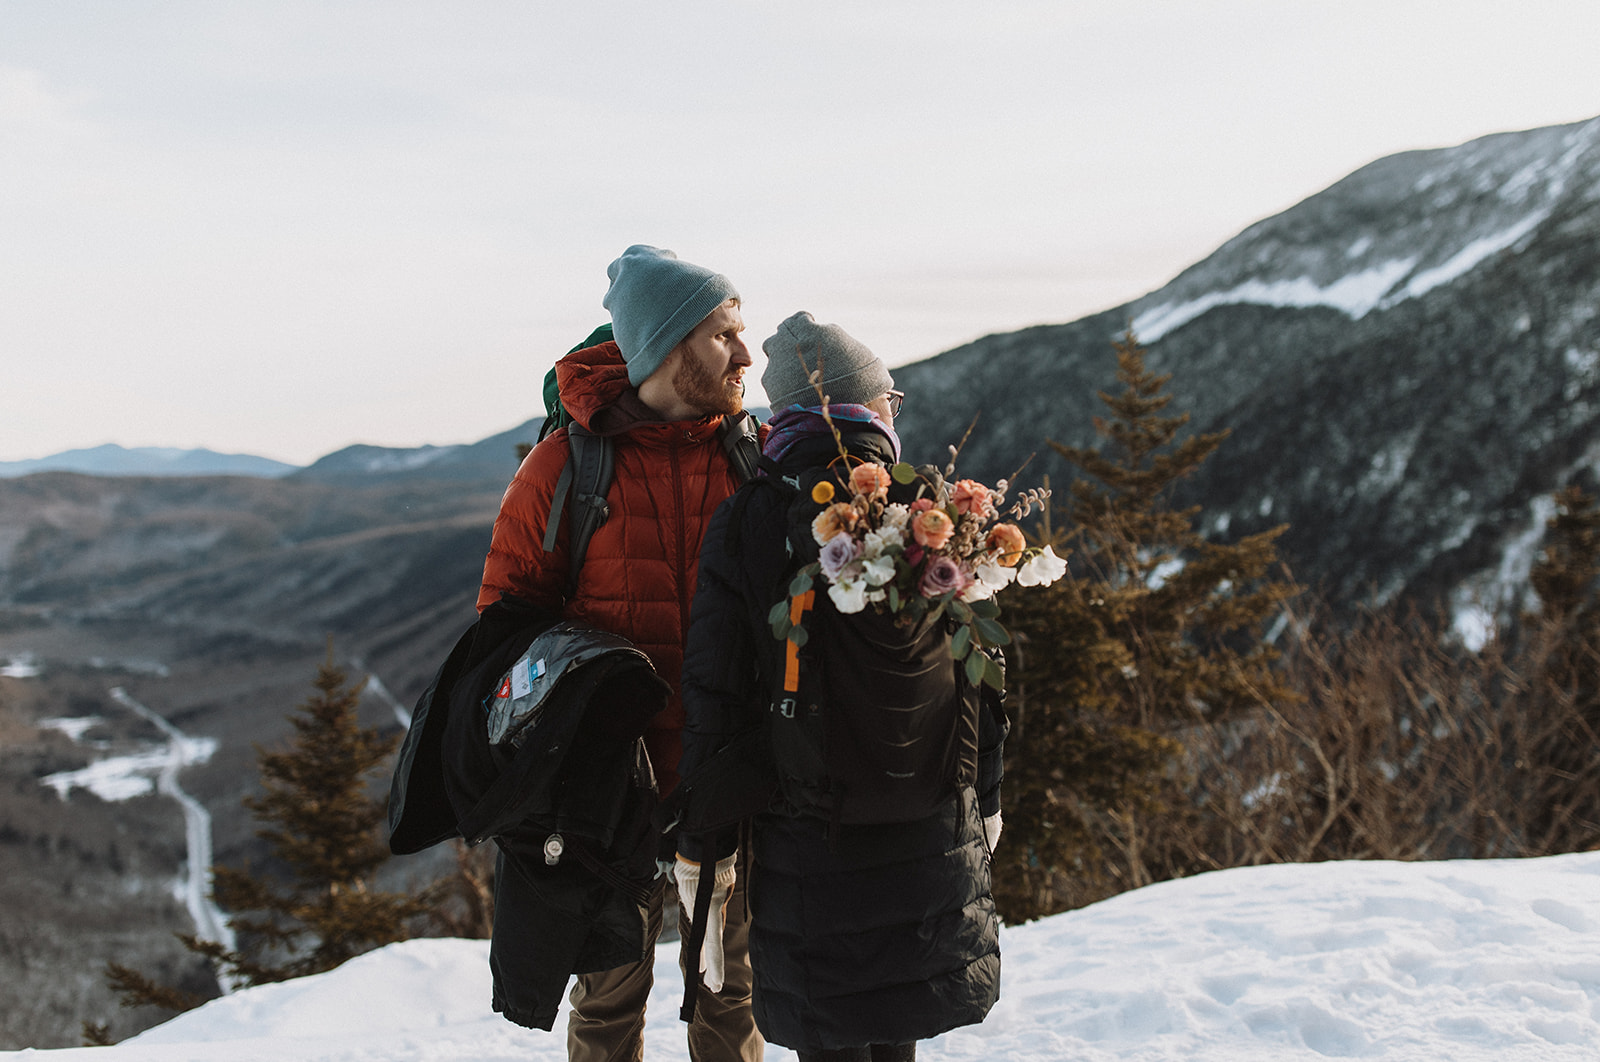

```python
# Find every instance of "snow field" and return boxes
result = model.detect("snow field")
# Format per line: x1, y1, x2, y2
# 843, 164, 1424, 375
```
4, 852, 1595, 1061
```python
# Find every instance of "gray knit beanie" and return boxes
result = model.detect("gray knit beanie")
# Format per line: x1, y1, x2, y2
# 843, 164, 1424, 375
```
603, 245, 740, 386
761, 312, 894, 411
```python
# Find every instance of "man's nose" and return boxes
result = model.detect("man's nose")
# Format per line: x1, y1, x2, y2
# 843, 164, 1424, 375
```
731, 336, 753, 365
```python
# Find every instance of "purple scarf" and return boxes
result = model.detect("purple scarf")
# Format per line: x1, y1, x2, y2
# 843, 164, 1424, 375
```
762, 404, 902, 465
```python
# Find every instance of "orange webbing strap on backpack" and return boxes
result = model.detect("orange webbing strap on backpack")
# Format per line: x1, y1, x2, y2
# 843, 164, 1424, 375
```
783, 591, 814, 693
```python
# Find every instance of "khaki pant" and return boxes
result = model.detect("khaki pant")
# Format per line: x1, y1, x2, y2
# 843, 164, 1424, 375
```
566, 870, 763, 1062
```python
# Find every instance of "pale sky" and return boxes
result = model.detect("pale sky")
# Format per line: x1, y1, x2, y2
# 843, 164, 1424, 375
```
3, 1, 1598, 465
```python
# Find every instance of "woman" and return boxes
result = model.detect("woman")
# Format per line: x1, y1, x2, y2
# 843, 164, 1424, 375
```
674, 312, 1005, 1062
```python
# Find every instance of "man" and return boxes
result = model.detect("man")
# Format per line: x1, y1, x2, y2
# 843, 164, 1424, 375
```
479, 244, 764, 1062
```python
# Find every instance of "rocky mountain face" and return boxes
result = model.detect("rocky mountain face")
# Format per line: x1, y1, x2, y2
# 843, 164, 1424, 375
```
3, 115, 1597, 1046
894, 115, 1600, 626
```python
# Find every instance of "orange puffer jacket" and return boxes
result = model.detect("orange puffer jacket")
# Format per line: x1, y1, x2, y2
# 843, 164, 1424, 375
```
478, 341, 755, 796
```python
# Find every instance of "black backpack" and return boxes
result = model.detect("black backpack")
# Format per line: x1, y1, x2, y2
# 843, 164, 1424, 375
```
667, 454, 983, 838
765, 462, 982, 828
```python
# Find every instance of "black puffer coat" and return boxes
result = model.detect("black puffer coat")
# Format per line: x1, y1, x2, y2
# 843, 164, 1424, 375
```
679, 425, 1002, 1052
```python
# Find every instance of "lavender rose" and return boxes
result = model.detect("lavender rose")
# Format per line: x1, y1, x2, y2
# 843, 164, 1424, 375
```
819, 532, 862, 580
918, 554, 969, 598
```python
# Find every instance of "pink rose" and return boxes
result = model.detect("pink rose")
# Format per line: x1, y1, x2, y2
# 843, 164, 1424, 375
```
909, 498, 935, 514
911, 508, 955, 550
918, 555, 969, 597
952, 479, 996, 518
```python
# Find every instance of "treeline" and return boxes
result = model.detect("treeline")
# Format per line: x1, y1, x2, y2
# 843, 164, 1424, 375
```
995, 333, 1600, 921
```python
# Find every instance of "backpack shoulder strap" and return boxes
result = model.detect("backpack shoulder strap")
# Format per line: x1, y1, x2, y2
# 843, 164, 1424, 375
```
718, 411, 761, 485
542, 411, 755, 599
540, 425, 614, 599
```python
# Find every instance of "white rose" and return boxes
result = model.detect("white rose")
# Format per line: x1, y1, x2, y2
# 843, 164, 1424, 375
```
827, 578, 869, 614
1016, 545, 1069, 587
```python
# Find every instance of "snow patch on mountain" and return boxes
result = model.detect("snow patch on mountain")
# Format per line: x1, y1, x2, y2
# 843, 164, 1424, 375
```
351, 446, 454, 473
1133, 258, 1416, 341
1129, 116, 1600, 344
37, 715, 107, 743
1388, 210, 1548, 304
2, 651, 40, 678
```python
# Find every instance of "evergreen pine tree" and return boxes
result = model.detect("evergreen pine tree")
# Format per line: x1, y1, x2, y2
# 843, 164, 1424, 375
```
998, 331, 1296, 920
108, 651, 435, 1014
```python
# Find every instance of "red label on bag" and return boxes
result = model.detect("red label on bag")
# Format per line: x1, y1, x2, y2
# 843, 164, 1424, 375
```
496, 676, 512, 700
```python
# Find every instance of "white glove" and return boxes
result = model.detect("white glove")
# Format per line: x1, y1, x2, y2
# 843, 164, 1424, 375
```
982, 810, 1003, 851
674, 854, 737, 992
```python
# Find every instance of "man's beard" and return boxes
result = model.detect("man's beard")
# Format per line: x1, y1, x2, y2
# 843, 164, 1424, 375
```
672, 347, 744, 416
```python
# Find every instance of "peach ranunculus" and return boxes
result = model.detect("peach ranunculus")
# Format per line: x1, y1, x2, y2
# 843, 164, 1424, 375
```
952, 479, 996, 518
849, 462, 891, 499
811, 502, 859, 545
986, 523, 1027, 566
910, 507, 955, 550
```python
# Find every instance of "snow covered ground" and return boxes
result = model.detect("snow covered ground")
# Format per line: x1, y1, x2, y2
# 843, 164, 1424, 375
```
5, 852, 1595, 1061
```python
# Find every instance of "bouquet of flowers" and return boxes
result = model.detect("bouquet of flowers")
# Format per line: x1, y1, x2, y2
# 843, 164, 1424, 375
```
768, 453, 1068, 691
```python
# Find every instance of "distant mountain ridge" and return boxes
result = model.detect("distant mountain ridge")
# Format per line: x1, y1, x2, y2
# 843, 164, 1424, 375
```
291, 417, 543, 486
0, 444, 298, 479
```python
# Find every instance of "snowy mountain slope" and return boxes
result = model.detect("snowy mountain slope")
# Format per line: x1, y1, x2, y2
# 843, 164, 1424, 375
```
5, 853, 1596, 1062
893, 115, 1600, 612
1131, 118, 1600, 341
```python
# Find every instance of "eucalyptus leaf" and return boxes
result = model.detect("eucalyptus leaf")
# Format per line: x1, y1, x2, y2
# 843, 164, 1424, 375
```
949, 599, 974, 624
768, 600, 792, 626
788, 625, 809, 648
965, 649, 987, 685
970, 598, 1001, 619
975, 617, 1012, 645
982, 654, 1005, 690
888, 585, 900, 612
789, 570, 814, 598
951, 624, 972, 659
891, 462, 917, 484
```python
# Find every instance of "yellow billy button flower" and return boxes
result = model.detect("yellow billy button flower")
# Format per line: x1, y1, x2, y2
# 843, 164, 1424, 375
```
812, 480, 836, 504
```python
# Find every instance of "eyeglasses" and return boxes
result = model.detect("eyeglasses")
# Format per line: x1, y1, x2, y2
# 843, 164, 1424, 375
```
885, 389, 905, 417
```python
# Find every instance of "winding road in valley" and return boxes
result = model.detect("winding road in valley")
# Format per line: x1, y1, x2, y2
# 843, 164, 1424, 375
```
107, 687, 237, 992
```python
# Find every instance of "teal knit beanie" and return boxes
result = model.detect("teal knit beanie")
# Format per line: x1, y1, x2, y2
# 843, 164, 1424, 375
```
603, 245, 740, 386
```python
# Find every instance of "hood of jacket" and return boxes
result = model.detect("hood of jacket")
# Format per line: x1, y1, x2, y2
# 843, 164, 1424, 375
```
556, 340, 725, 438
